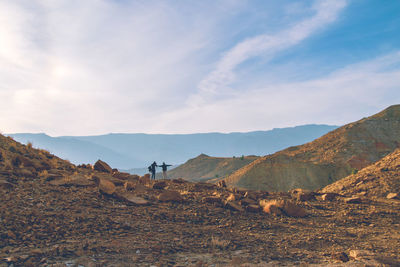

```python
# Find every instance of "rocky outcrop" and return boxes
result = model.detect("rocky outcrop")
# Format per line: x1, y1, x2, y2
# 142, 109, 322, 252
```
93, 160, 112, 173
223, 105, 400, 191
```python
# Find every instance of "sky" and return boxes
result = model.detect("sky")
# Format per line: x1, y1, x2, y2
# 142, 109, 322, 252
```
1, 0, 400, 136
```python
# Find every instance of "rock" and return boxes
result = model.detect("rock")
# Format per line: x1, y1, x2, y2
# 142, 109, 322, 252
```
344, 197, 362, 204
262, 200, 307, 217
94, 160, 112, 173
124, 181, 136, 191
158, 190, 183, 202
139, 174, 150, 184
97, 178, 116, 195
194, 182, 215, 191
152, 180, 168, 190
349, 249, 375, 260
246, 204, 261, 212
321, 193, 337, 201
93, 174, 125, 186
203, 196, 222, 204
290, 188, 315, 201
226, 193, 236, 202
386, 193, 398, 199
114, 192, 149, 205
112, 171, 132, 180
225, 201, 244, 212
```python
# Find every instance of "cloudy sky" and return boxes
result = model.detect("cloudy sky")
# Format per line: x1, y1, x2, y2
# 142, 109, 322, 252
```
1, 0, 400, 135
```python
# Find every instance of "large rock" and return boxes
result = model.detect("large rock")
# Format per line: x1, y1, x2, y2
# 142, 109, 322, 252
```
152, 180, 168, 190
97, 178, 116, 195
386, 193, 398, 199
261, 199, 307, 217
94, 160, 112, 173
290, 188, 315, 201
158, 190, 183, 202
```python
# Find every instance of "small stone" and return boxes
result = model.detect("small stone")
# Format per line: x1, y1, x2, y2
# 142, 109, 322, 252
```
321, 193, 337, 201
202, 196, 222, 204
246, 204, 261, 212
387, 193, 398, 199
225, 201, 244, 212
332, 252, 349, 262
152, 180, 168, 190
98, 178, 116, 195
226, 193, 236, 202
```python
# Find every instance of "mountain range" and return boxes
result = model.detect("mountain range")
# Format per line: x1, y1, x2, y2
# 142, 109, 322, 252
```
8, 124, 337, 169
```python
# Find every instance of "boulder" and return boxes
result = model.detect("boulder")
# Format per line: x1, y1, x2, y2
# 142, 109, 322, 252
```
112, 171, 132, 180
139, 174, 150, 184
152, 180, 168, 190
94, 160, 112, 173
158, 190, 183, 202
262, 200, 307, 217
98, 178, 116, 195
386, 193, 398, 199
217, 180, 226, 188
226, 193, 236, 202
290, 188, 315, 201
124, 181, 136, 191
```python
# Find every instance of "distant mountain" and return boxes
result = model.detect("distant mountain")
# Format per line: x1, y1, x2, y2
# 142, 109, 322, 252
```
322, 148, 400, 198
166, 154, 259, 182
8, 124, 337, 169
220, 105, 400, 192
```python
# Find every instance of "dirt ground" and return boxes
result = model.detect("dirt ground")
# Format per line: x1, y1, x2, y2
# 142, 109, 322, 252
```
1, 172, 400, 267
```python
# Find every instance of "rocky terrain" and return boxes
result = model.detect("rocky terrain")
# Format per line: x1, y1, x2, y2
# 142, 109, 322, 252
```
166, 154, 259, 182
220, 105, 400, 191
1, 133, 400, 266
322, 148, 400, 198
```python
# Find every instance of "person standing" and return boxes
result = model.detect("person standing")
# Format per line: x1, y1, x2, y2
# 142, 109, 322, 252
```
159, 162, 172, 180
150, 161, 158, 180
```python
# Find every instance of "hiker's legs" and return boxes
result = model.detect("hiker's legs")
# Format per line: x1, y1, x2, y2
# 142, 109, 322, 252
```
151, 171, 155, 179
162, 171, 167, 180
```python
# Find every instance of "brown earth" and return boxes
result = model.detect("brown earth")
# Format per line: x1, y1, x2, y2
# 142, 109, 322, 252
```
166, 154, 259, 182
1, 134, 400, 266
322, 148, 400, 198
221, 105, 400, 191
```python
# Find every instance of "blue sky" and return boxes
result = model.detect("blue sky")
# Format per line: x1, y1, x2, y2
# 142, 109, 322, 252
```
1, 0, 400, 135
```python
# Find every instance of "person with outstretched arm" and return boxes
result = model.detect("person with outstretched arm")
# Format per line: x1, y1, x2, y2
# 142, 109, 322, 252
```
150, 161, 158, 180
159, 162, 172, 180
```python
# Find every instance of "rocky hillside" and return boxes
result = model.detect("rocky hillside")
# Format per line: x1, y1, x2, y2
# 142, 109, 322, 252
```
322, 148, 400, 198
222, 105, 400, 191
166, 154, 259, 182
1, 133, 400, 266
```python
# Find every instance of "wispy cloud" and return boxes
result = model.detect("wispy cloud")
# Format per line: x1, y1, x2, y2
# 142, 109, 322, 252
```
195, 0, 348, 103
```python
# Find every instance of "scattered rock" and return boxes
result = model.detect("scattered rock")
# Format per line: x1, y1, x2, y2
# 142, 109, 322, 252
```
217, 180, 226, 188
386, 193, 398, 199
246, 204, 261, 212
0, 179, 14, 190
262, 200, 283, 216
172, 178, 186, 184
226, 193, 236, 202
94, 160, 112, 173
112, 171, 133, 180
153, 180, 168, 190
49, 174, 94, 187
139, 174, 150, 184
240, 198, 257, 206
158, 190, 183, 202
290, 188, 315, 201
349, 249, 375, 260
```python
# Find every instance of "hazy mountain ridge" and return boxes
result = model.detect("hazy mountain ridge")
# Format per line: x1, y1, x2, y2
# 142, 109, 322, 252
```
221, 105, 400, 191
8, 124, 337, 169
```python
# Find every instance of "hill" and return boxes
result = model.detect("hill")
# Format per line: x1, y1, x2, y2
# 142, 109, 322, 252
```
322, 148, 400, 198
222, 105, 400, 191
166, 154, 259, 182
1, 132, 400, 266
8, 124, 337, 169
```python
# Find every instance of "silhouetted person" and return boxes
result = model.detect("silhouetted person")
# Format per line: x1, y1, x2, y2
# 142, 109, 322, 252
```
150, 161, 158, 180
159, 162, 172, 180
